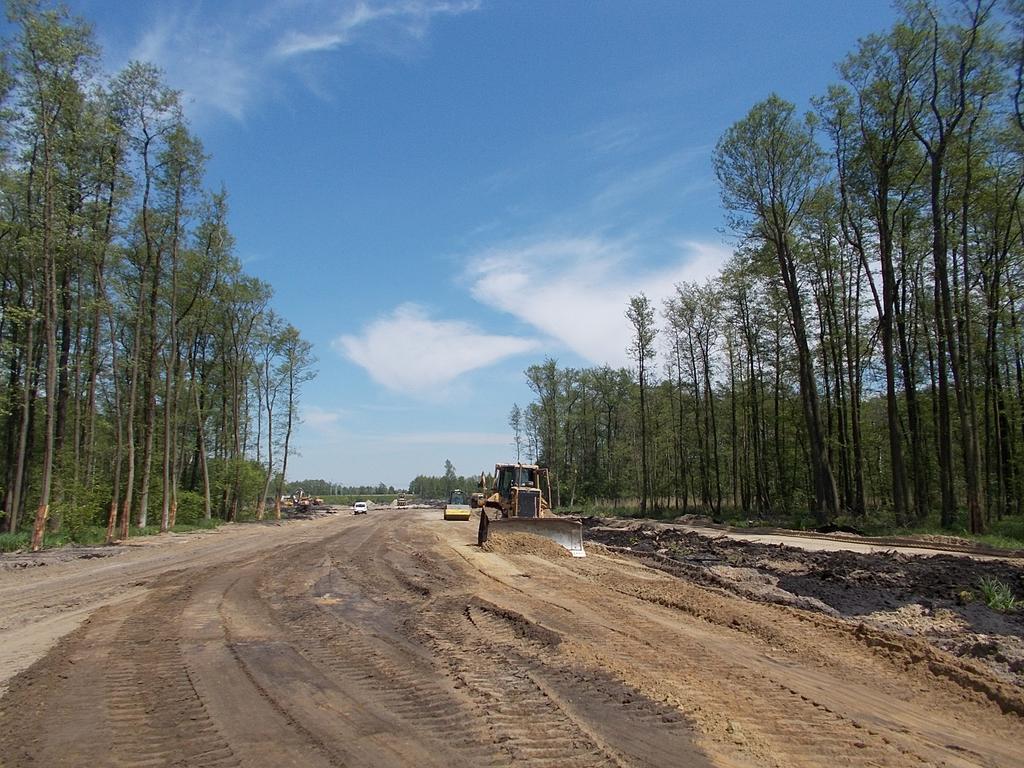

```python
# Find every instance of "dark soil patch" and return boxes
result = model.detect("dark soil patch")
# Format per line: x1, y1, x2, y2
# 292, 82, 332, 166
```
583, 518, 1024, 687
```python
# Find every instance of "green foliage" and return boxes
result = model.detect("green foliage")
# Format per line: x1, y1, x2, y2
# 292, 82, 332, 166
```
52, 477, 109, 539
176, 518, 220, 531
0, 532, 27, 552
977, 577, 1021, 613
0, 3, 315, 550
174, 490, 206, 526
208, 458, 270, 517
987, 519, 1024, 546
511, 4, 1024, 539
0, 518, 224, 552
409, 472, 489, 500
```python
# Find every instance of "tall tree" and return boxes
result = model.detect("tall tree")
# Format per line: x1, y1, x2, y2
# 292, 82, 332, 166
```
626, 293, 657, 515
714, 94, 842, 522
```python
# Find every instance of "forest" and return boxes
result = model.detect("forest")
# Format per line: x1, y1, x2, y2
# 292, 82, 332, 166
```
408, 460, 492, 500
0, 3, 316, 550
515, 1, 1024, 539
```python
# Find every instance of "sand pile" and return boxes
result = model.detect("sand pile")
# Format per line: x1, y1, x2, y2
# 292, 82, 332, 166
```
482, 532, 570, 558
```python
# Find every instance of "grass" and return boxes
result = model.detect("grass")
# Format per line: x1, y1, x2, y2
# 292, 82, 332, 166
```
556, 499, 684, 521
881, 516, 1024, 551
977, 576, 1021, 613
0, 518, 225, 553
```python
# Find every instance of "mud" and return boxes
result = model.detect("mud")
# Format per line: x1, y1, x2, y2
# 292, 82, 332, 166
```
584, 518, 1024, 686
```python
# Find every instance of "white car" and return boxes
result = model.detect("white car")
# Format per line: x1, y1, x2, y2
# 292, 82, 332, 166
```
353, 501, 368, 515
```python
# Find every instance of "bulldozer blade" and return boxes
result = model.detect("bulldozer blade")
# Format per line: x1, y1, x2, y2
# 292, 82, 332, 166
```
480, 516, 586, 558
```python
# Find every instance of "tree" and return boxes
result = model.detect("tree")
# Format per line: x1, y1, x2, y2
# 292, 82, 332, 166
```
626, 293, 657, 515
714, 94, 842, 523
508, 1, 1024, 539
905, 0, 1000, 533
0, 3, 316, 548
509, 403, 523, 462
273, 326, 315, 519
443, 459, 457, 497
9, 1, 97, 550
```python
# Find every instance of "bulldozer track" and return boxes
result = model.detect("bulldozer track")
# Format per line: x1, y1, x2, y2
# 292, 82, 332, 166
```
260, 547, 506, 767
546, 556, 1015, 766
452, 588, 917, 768
2, 509, 1021, 767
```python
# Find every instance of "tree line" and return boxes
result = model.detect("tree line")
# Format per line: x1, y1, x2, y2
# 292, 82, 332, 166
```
409, 460, 493, 500
284, 481, 402, 497
516, 1, 1024, 534
0, 2, 316, 549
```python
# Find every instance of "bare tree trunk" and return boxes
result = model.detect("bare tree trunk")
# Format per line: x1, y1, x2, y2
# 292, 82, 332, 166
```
31, 124, 60, 552
193, 381, 212, 519
105, 311, 124, 544
8, 319, 34, 534
777, 237, 842, 522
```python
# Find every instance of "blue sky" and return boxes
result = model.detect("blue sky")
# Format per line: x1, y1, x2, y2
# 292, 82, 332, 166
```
66, 0, 897, 488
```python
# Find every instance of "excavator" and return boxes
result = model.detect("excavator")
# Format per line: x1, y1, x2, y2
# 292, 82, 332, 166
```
477, 463, 585, 557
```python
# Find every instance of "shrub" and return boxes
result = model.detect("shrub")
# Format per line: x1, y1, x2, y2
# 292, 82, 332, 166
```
977, 576, 1021, 613
54, 479, 109, 540
175, 490, 206, 526
0, 532, 28, 552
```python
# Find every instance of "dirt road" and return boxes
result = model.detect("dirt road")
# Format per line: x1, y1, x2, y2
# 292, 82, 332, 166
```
1, 509, 1021, 767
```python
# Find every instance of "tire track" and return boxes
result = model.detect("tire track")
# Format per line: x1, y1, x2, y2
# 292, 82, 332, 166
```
257, 533, 509, 767
491, 554, 980, 766
286, 521, 709, 767
104, 582, 241, 768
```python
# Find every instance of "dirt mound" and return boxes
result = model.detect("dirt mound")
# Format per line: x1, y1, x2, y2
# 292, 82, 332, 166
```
584, 520, 1024, 687
911, 533, 978, 548
482, 532, 570, 558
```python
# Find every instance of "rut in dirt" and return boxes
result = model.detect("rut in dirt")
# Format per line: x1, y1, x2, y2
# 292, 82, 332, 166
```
0, 514, 714, 768
3, 511, 1022, 768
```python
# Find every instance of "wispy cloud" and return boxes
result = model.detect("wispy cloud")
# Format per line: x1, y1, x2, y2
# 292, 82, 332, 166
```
333, 303, 539, 396
273, 0, 480, 58
302, 404, 348, 431
466, 237, 730, 367
130, 9, 254, 121
574, 114, 656, 157
588, 145, 711, 214
119, 1, 481, 122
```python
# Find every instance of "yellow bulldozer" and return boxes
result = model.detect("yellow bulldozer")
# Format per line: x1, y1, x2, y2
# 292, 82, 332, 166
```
477, 463, 585, 557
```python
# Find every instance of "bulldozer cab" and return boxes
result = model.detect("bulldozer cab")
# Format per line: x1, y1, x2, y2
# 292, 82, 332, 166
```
495, 464, 545, 498
491, 464, 551, 519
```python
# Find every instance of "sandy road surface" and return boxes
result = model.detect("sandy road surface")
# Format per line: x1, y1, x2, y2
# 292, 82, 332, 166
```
1, 508, 1022, 767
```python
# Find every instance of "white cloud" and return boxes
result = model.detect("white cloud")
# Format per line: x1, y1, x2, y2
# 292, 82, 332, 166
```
272, 1, 480, 58
466, 237, 731, 367
119, 1, 481, 122
334, 303, 539, 396
302, 404, 347, 431
129, 12, 255, 122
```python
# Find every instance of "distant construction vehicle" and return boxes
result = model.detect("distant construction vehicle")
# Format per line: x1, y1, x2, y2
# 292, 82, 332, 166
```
443, 489, 472, 521
290, 490, 323, 512
396, 495, 408, 508
477, 464, 585, 557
